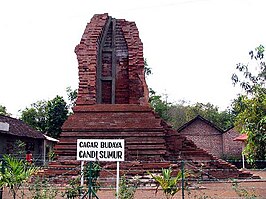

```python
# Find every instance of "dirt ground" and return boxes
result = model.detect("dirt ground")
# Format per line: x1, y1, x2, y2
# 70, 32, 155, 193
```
2, 170, 266, 199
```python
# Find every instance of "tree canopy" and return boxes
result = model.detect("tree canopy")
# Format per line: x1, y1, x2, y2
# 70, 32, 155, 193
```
0, 105, 11, 116
231, 45, 266, 163
46, 96, 68, 138
20, 96, 68, 138
149, 89, 234, 130
232, 44, 265, 94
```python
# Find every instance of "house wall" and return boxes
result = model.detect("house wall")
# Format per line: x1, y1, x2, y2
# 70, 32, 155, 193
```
179, 119, 223, 158
0, 134, 44, 163
223, 128, 242, 159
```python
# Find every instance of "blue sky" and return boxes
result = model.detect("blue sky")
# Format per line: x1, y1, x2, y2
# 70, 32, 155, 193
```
1, 0, 266, 116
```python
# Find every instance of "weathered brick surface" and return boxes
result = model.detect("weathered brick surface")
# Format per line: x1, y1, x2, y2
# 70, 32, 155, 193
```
75, 14, 148, 105
45, 14, 252, 182
223, 127, 242, 158
178, 116, 242, 159
178, 117, 224, 158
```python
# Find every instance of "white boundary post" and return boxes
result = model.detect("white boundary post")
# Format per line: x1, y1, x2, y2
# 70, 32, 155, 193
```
81, 161, 84, 186
242, 143, 245, 169
116, 161, 119, 199
43, 139, 46, 166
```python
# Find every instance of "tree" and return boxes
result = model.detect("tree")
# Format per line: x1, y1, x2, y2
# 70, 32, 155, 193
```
0, 105, 11, 116
231, 88, 266, 162
149, 89, 234, 130
166, 102, 189, 129
0, 155, 39, 199
149, 89, 171, 121
185, 102, 234, 130
232, 44, 265, 94
20, 100, 47, 132
46, 96, 68, 138
20, 96, 68, 138
231, 45, 266, 163
66, 86, 77, 113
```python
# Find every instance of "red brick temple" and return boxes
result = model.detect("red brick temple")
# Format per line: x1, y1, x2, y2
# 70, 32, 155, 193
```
46, 13, 252, 183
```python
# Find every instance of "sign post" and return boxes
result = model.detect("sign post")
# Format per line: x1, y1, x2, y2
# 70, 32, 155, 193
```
80, 161, 84, 186
116, 161, 119, 199
77, 139, 125, 198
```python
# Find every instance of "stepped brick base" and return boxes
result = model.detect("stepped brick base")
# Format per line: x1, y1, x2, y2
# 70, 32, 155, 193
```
43, 105, 254, 184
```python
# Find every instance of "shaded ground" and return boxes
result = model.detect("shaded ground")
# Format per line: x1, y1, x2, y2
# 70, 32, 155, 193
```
3, 170, 266, 199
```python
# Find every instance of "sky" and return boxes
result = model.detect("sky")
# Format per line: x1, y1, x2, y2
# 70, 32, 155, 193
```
1, 0, 266, 117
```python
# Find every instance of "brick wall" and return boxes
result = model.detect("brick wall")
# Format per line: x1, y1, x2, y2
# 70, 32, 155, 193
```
178, 119, 223, 158
223, 128, 242, 159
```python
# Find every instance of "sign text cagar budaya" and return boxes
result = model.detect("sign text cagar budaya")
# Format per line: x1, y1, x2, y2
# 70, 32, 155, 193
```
77, 139, 125, 162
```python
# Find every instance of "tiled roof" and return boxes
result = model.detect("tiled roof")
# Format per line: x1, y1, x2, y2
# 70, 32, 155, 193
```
177, 115, 224, 133
0, 115, 44, 139
233, 133, 248, 141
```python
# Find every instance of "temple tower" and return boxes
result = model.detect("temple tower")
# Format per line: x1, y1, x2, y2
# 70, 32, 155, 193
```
47, 14, 252, 181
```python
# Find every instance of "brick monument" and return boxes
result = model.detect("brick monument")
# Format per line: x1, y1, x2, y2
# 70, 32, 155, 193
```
47, 14, 252, 182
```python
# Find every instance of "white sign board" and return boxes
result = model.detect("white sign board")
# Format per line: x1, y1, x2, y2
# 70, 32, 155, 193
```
77, 139, 124, 162
0, 122, 9, 132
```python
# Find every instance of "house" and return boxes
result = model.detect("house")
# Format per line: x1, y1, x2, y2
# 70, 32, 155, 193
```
223, 127, 244, 159
177, 115, 242, 159
0, 115, 58, 165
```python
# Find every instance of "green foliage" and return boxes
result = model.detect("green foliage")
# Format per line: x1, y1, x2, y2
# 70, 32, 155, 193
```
20, 100, 47, 132
62, 163, 101, 199
13, 140, 26, 158
48, 150, 56, 161
117, 175, 138, 199
149, 89, 234, 130
232, 88, 266, 162
182, 102, 234, 130
46, 96, 68, 138
148, 167, 185, 199
29, 176, 58, 199
232, 44, 265, 94
20, 96, 68, 138
0, 155, 39, 199
66, 86, 77, 112
0, 105, 11, 116
62, 177, 84, 199
149, 89, 171, 121
144, 58, 152, 77
231, 45, 266, 163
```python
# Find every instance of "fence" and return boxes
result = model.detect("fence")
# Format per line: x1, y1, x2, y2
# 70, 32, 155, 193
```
1, 158, 266, 199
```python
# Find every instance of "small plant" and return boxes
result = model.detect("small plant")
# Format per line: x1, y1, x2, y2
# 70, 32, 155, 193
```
231, 179, 257, 199
62, 177, 84, 199
148, 167, 187, 199
29, 176, 58, 199
48, 150, 56, 161
117, 175, 139, 199
0, 155, 39, 199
